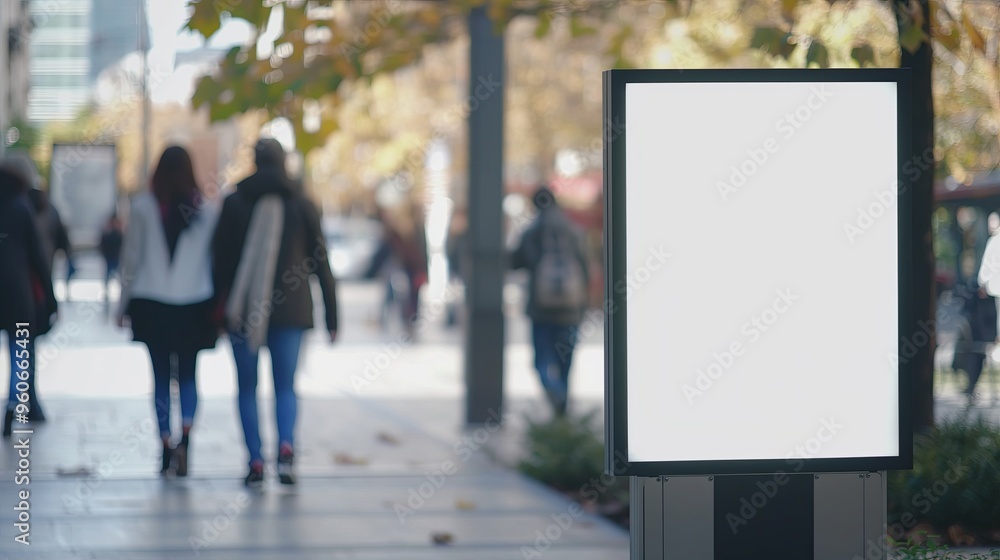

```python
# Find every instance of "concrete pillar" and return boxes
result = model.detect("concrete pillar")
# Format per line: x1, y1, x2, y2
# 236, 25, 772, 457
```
463, 6, 505, 425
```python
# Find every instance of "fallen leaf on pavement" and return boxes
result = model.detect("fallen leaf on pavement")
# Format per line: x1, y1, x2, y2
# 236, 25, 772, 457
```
56, 466, 93, 477
376, 431, 401, 445
431, 532, 454, 545
333, 452, 369, 466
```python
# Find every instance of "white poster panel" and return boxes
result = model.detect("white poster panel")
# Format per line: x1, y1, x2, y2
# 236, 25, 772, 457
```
624, 81, 899, 463
49, 144, 118, 248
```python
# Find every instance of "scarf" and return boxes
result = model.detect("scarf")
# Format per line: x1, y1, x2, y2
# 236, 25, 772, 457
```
226, 195, 284, 351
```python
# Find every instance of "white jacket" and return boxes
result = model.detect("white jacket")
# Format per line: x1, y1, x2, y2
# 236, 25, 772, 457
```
118, 191, 220, 315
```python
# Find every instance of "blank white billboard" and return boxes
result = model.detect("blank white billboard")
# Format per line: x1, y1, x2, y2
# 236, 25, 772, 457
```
622, 80, 900, 465
49, 143, 118, 248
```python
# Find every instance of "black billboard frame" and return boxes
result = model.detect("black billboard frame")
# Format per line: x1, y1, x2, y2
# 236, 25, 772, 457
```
603, 68, 914, 477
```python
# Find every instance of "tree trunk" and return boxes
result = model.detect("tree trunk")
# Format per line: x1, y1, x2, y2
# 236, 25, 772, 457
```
896, 0, 936, 433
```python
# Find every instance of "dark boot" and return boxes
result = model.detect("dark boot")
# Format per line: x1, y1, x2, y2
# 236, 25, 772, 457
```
277, 443, 295, 485
244, 461, 264, 489
2, 409, 13, 438
174, 431, 190, 477
160, 439, 172, 475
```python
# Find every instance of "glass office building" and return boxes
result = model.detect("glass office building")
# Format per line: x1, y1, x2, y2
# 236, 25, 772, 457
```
27, 0, 144, 122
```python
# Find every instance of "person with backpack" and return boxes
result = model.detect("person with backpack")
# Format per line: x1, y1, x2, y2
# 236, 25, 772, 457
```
511, 185, 590, 416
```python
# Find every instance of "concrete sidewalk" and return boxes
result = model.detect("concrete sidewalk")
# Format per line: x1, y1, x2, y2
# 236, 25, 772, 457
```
0, 392, 628, 559
0, 277, 625, 559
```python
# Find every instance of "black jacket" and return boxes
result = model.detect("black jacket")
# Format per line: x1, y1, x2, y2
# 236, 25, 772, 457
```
0, 187, 57, 336
212, 165, 338, 332
955, 279, 998, 349
28, 188, 71, 269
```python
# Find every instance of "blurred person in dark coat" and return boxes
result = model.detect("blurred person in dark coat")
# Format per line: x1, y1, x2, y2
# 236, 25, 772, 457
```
0, 161, 57, 437
5, 154, 63, 423
26, 190, 72, 276
952, 253, 998, 404
99, 213, 124, 304
366, 203, 428, 336
511, 186, 590, 416
444, 207, 469, 327
212, 138, 339, 488
8, 153, 73, 294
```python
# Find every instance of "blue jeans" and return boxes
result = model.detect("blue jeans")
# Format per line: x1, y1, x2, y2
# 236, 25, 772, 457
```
531, 322, 578, 415
147, 346, 199, 438
6, 333, 34, 410
105, 258, 120, 284
230, 328, 303, 466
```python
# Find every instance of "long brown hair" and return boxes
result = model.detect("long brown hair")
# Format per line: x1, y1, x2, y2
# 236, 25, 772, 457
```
151, 146, 199, 203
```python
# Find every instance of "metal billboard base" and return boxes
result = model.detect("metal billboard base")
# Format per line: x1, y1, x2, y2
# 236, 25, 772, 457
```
630, 471, 887, 560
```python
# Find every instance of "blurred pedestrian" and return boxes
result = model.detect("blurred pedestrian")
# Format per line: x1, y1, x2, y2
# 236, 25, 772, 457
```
952, 253, 997, 404
23, 190, 72, 283
213, 138, 339, 488
99, 213, 124, 305
0, 161, 57, 437
8, 153, 65, 422
366, 203, 427, 337
365, 207, 406, 330
445, 207, 469, 327
117, 146, 220, 476
968, 215, 1000, 402
511, 186, 590, 416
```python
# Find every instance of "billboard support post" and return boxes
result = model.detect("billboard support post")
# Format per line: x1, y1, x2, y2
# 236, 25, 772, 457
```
630, 473, 887, 560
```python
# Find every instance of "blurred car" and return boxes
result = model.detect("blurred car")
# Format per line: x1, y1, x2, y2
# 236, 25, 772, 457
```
322, 217, 383, 280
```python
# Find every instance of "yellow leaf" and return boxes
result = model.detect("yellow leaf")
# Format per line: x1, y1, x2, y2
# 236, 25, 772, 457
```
961, 9, 986, 54
780, 0, 799, 20
416, 9, 441, 27
333, 452, 369, 466
931, 0, 957, 24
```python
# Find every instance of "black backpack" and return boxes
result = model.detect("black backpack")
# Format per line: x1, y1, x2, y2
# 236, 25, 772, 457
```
533, 223, 587, 311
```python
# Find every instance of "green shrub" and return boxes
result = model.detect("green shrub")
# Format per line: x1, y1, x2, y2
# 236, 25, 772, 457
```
888, 412, 1000, 536
518, 410, 606, 492
892, 536, 998, 559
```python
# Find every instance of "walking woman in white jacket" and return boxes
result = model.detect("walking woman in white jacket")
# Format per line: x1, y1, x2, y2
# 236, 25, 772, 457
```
117, 146, 220, 476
